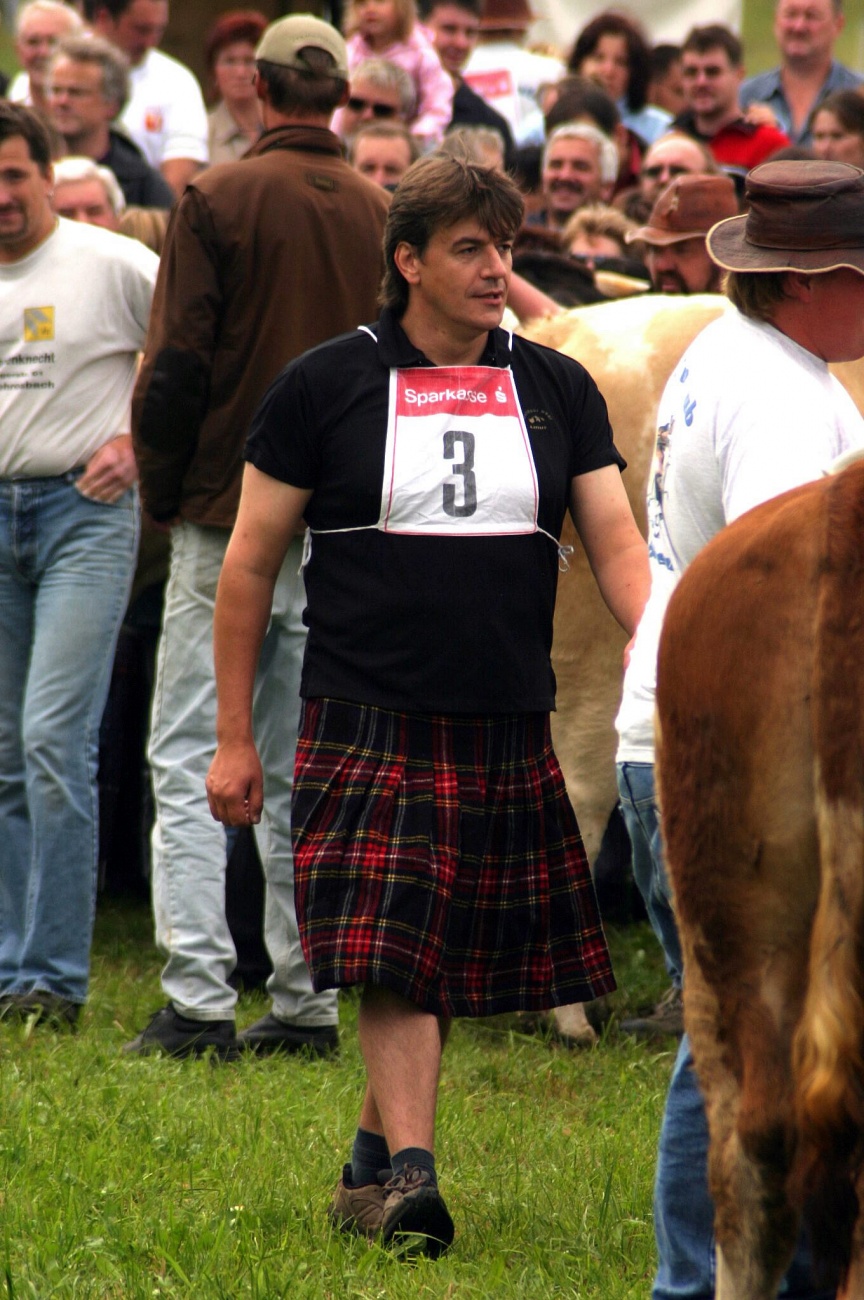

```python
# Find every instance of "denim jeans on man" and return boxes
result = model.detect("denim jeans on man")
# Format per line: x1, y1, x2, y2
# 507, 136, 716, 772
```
148, 522, 338, 1027
0, 474, 138, 1004
616, 761, 830, 1300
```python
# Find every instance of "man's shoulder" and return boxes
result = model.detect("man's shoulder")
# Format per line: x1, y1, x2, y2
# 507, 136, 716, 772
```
268, 327, 381, 398
49, 218, 159, 279
740, 67, 781, 102
134, 47, 204, 97
104, 128, 150, 173
193, 139, 389, 210
511, 331, 594, 389
452, 81, 513, 138
825, 60, 864, 91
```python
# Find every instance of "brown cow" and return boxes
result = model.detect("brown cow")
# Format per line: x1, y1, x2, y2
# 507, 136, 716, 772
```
655, 455, 864, 1298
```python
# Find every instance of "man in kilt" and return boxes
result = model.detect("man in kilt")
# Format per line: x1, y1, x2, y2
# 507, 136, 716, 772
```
206, 155, 649, 1256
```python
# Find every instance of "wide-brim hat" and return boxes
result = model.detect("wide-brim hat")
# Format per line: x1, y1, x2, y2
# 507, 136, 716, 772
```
255, 14, 349, 79
708, 160, 864, 275
629, 174, 739, 247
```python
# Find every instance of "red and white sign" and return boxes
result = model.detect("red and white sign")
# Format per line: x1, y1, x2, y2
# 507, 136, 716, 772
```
379, 366, 539, 536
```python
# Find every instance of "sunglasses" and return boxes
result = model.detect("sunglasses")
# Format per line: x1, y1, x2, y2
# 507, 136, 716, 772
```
642, 164, 692, 181
347, 97, 398, 118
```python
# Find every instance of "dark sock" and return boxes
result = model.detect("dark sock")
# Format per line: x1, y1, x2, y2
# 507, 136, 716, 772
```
350, 1127, 390, 1187
390, 1146, 437, 1185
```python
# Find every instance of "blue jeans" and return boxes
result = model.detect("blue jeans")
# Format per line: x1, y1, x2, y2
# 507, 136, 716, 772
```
148, 522, 338, 1026
0, 473, 138, 1003
617, 762, 682, 986
616, 762, 829, 1300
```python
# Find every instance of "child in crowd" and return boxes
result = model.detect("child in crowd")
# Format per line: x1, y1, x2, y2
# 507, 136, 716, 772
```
345, 0, 453, 147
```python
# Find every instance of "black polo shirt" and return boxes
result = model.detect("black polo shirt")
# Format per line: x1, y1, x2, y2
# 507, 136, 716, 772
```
245, 308, 623, 714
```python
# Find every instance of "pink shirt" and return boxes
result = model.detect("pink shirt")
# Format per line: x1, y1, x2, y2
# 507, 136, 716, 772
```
342, 27, 453, 146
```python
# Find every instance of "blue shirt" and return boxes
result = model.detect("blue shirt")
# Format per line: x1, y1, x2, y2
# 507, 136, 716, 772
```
739, 59, 863, 144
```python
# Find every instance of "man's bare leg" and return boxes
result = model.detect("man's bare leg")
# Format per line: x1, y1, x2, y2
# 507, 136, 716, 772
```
355, 985, 455, 1254
358, 986, 450, 1151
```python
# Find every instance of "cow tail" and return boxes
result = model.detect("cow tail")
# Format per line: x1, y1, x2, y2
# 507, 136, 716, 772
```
791, 463, 864, 1277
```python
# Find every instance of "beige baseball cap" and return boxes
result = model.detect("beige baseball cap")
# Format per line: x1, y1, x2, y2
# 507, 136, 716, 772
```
255, 14, 349, 79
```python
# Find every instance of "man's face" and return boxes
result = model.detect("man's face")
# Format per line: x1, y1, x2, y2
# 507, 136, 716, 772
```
649, 57, 686, 118
426, 3, 480, 76
647, 237, 720, 294
774, 0, 842, 66
0, 135, 55, 262
807, 268, 864, 361
681, 46, 742, 124
399, 217, 512, 342
639, 137, 708, 208
54, 177, 119, 230
48, 57, 114, 144
98, 0, 168, 66
340, 78, 404, 139
542, 137, 604, 226
16, 9, 78, 90
353, 134, 413, 189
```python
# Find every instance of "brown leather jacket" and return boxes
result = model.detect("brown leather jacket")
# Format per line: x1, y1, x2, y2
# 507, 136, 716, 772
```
132, 124, 390, 527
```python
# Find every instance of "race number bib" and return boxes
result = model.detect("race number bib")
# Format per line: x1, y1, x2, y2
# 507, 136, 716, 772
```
379, 366, 539, 535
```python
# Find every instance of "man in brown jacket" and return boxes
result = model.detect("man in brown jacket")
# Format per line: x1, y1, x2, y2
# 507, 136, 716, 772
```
126, 15, 390, 1059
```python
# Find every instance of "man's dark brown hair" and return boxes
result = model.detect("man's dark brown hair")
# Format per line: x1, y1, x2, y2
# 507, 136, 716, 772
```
380, 154, 524, 312
682, 24, 744, 68
0, 102, 52, 171
257, 47, 347, 116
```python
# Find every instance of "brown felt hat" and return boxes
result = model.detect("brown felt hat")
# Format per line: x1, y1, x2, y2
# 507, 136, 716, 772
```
629, 174, 739, 247
708, 160, 864, 275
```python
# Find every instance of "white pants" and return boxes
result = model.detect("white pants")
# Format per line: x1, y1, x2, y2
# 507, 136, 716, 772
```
148, 522, 338, 1025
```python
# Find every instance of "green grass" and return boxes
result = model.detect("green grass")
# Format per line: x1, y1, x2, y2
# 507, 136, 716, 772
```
0, 900, 674, 1299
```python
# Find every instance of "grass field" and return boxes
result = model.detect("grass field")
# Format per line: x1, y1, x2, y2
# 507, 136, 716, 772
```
0, 900, 674, 1298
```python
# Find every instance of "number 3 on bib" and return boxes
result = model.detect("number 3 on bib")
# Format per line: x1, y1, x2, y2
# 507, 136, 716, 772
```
443, 430, 477, 518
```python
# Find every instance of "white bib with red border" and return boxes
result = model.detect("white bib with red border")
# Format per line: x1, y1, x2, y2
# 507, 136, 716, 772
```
379, 364, 538, 536
302, 332, 572, 568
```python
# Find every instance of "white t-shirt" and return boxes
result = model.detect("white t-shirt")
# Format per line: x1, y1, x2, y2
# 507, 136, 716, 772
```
120, 47, 209, 168
616, 309, 864, 763
463, 40, 564, 145
7, 72, 31, 104
0, 219, 158, 478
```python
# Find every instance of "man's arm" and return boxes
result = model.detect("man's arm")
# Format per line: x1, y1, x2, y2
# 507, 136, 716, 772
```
131, 189, 220, 521
206, 466, 312, 827
161, 157, 202, 196
569, 464, 650, 637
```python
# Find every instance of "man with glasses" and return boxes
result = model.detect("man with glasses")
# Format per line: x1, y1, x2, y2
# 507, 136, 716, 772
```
47, 34, 174, 210
623, 130, 716, 224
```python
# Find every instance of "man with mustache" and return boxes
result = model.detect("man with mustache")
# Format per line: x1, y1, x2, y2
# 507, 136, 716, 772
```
533, 122, 617, 230
630, 171, 738, 296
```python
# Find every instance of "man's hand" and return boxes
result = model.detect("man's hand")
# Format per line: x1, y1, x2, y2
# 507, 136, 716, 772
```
77, 434, 138, 503
206, 740, 264, 827
744, 102, 780, 129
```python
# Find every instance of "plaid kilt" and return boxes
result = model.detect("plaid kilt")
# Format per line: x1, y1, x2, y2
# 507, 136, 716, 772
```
292, 697, 615, 1017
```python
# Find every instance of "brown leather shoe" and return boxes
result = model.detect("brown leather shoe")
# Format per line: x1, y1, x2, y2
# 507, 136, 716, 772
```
328, 1165, 387, 1238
